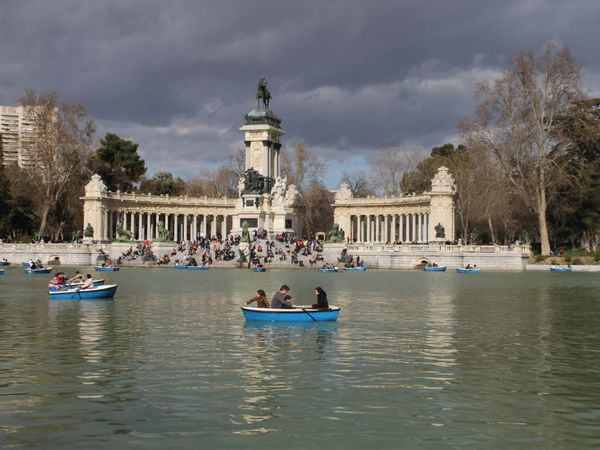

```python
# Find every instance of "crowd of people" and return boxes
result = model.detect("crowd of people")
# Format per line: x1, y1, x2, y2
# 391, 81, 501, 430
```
243, 285, 329, 310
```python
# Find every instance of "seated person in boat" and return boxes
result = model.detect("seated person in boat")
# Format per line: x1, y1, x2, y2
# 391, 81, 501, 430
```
244, 289, 270, 308
68, 271, 84, 283
465, 264, 472, 269
79, 274, 94, 290
271, 285, 294, 309
312, 287, 329, 309
30, 260, 37, 269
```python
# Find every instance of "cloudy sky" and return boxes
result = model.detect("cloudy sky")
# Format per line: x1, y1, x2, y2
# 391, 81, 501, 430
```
1, 0, 599, 187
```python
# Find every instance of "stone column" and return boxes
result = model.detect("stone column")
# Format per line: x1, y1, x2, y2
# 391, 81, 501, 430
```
202, 215, 207, 237
174, 214, 179, 241
416, 214, 421, 243
391, 214, 396, 243
384, 214, 389, 243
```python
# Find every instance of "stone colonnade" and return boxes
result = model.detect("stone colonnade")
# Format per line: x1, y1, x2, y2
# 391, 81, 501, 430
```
82, 175, 238, 242
348, 212, 430, 243
102, 210, 232, 241
333, 167, 456, 244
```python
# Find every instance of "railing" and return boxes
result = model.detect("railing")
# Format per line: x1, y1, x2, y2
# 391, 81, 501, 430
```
346, 243, 531, 254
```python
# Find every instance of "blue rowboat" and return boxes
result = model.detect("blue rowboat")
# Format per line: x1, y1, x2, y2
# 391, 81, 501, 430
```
253, 267, 266, 272
49, 279, 105, 291
456, 268, 481, 274
49, 284, 118, 300
550, 267, 573, 272
173, 264, 188, 269
344, 266, 367, 272
320, 268, 339, 273
424, 266, 446, 272
187, 266, 209, 271
0, 269, 4, 275
241, 305, 341, 322
0, 261, 10, 266
25, 267, 53, 274
94, 266, 120, 272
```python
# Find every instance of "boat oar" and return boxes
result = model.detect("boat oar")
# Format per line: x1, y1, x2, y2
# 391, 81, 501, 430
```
71, 289, 82, 300
300, 307, 317, 322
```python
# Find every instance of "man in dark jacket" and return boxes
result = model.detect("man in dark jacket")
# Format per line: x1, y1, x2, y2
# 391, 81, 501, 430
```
271, 285, 293, 309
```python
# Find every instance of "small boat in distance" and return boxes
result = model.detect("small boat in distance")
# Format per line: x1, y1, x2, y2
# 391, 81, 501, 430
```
0, 269, 4, 275
25, 267, 53, 274
550, 267, 573, 273
344, 266, 367, 272
456, 267, 481, 274
186, 266, 209, 271
173, 264, 188, 269
0, 260, 10, 266
48, 284, 118, 300
424, 265, 447, 272
253, 267, 267, 272
241, 305, 341, 322
94, 266, 120, 272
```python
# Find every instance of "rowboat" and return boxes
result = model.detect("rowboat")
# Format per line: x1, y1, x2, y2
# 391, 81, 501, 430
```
186, 266, 209, 271
320, 268, 339, 273
0, 261, 10, 266
424, 266, 446, 272
48, 284, 118, 300
173, 264, 188, 269
241, 305, 341, 322
456, 268, 481, 274
0, 269, 4, 275
253, 267, 266, 272
25, 267, 53, 274
550, 267, 573, 273
344, 266, 367, 272
94, 266, 120, 272
48, 279, 105, 291
22, 262, 31, 267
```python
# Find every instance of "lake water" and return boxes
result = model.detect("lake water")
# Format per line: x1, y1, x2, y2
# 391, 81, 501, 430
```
1, 267, 599, 449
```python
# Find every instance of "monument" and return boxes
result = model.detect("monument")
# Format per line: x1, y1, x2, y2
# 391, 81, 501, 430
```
231, 77, 301, 237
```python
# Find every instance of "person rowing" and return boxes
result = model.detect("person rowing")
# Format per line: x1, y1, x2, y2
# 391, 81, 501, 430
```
77, 274, 94, 291
271, 284, 295, 309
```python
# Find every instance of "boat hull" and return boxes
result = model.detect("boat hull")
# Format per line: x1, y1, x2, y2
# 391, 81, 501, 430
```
0, 261, 10, 266
173, 265, 188, 269
424, 266, 447, 272
242, 306, 340, 322
456, 268, 481, 274
253, 267, 266, 272
344, 267, 367, 272
49, 284, 118, 300
0, 269, 4, 275
320, 269, 339, 273
94, 266, 120, 272
550, 267, 573, 272
186, 266, 209, 271
24, 267, 53, 274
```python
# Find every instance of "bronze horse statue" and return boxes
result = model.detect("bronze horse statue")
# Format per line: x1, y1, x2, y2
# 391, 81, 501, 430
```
256, 77, 271, 109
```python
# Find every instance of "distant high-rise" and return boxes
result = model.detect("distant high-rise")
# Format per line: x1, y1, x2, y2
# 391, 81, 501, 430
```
0, 105, 38, 167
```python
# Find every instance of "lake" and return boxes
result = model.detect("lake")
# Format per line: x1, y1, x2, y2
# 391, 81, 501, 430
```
1, 267, 599, 449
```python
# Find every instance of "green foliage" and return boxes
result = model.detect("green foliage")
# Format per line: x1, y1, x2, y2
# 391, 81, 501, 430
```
92, 133, 146, 192
140, 171, 186, 196
571, 257, 583, 265
535, 254, 546, 263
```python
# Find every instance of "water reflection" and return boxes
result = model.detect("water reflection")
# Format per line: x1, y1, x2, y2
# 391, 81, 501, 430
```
234, 322, 337, 434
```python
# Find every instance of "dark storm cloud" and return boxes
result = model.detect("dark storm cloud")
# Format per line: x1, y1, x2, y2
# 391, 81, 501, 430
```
1, 0, 599, 186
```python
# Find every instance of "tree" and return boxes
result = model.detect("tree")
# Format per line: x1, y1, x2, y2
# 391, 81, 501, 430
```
140, 171, 186, 196
20, 89, 96, 237
369, 147, 421, 196
339, 170, 375, 197
280, 141, 324, 190
92, 133, 146, 192
463, 44, 584, 254
550, 98, 600, 251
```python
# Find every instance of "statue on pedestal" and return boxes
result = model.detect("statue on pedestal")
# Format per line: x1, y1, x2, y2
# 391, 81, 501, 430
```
155, 221, 172, 242
435, 223, 445, 239
326, 224, 345, 243
84, 223, 94, 238
256, 77, 271, 109
115, 221, 132, 242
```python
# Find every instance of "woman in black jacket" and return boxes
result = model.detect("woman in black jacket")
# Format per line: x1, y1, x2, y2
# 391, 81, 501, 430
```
312, 287, 329, 309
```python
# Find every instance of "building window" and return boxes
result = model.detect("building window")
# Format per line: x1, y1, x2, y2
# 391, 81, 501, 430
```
285, 219, 292, 229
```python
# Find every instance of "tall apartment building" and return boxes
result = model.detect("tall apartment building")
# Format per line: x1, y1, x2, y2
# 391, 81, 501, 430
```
0, 105, 38, 167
